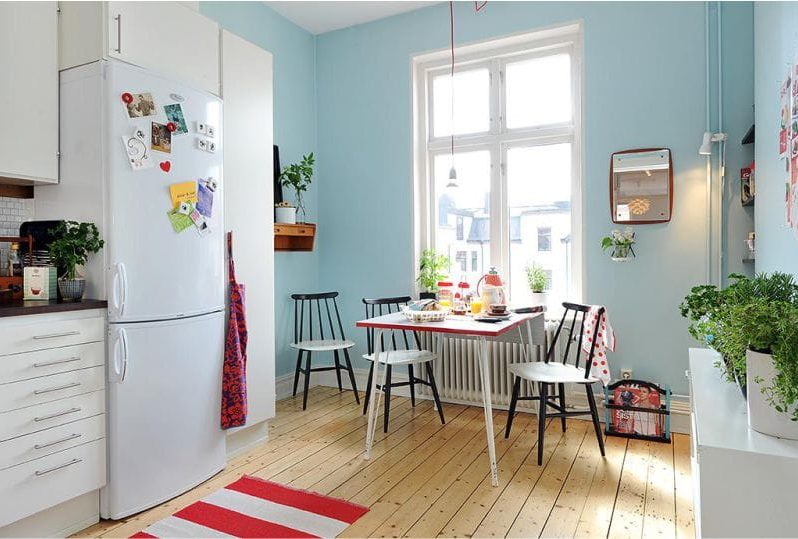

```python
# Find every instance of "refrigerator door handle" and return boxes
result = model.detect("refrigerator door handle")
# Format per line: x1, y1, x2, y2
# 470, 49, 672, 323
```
110, 328, 129, 383
111, 263, 128, 317
120, 328, 129, 382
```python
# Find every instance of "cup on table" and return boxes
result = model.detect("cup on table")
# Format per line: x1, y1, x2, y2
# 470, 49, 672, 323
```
489, 304, 507, 315
470, 298, 484, 315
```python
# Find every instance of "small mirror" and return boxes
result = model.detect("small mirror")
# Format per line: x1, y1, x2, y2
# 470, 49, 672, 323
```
610, 148, 673, 224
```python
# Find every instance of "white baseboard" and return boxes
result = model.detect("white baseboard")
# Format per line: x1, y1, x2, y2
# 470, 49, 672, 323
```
225, 421, 269, 459
281, 366, 692, 435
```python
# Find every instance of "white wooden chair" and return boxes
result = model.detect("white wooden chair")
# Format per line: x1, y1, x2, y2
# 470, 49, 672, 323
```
505, 301, 606, 465
361, 296, 445, 433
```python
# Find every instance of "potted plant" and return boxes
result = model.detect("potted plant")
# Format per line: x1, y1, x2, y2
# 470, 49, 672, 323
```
416, 248, 450, 300
601, 227, 636, 261
274, 201, 296, 224
48, 221, 104, 301
279, 152, 314, 223
680, 272, 798, 438
525, 263, 548, 305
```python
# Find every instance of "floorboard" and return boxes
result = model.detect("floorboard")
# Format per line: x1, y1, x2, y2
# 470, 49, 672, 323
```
73, 387, 693, 538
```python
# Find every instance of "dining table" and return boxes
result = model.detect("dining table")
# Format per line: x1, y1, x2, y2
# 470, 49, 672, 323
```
356, 310, 545, 487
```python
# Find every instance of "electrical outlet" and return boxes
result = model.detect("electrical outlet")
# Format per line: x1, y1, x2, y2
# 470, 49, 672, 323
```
620, 368, 633, 380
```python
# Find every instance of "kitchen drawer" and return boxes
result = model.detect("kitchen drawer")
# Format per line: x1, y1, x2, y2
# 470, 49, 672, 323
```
0, 438, 105, 528
0, 390, 105, 442
0, 342, 105, 384
0, 414, 105, 470
0, 366, 105, 414
0, 316, 104, 357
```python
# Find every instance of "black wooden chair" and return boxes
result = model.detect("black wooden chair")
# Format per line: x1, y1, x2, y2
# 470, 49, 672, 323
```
361, 296, 445, 433
290, 292, 359, 410
504, 302, 606, 465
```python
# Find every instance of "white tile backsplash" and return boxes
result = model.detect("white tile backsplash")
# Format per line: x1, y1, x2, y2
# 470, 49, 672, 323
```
0, 196, 34, 274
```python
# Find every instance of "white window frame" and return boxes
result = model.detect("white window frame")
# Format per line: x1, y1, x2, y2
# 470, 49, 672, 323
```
411, 22, 584, 302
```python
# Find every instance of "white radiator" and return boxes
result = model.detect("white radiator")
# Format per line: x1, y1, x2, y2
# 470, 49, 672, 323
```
417, 321, 563, 409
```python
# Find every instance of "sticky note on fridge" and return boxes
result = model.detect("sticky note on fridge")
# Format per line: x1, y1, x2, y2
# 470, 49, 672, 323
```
169, 181, 197, 209
197, 182, 213, 218
167, 209, 193, 233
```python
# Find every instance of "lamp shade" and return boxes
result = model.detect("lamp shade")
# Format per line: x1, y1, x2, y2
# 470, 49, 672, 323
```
446, 166, 458, 188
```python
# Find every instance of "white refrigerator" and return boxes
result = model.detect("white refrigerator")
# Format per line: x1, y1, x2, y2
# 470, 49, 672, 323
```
37, 60, 226, 519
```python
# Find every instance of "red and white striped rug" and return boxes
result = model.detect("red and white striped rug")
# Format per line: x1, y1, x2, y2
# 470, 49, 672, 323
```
130, 476, 369, 538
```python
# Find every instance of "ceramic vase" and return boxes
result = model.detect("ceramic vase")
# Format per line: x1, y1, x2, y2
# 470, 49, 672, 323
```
746, 348, 798, 440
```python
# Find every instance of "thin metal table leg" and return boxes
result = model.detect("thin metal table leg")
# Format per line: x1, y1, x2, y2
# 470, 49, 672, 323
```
365, 329, 384, 458
477, 336, 499, 487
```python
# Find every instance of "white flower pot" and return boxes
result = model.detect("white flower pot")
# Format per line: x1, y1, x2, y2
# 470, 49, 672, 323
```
530, 291, 547, 306
275, 206, 296, 224
746, 348, 798, 440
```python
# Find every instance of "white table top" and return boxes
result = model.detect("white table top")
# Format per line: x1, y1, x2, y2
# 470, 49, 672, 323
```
355, 311, 543, 338
689, 348, 798, 459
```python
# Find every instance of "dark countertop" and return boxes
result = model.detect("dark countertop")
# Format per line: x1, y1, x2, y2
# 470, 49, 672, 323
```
0, 299, 107, 318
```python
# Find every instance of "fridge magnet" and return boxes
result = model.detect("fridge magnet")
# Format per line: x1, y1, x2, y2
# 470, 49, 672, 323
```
121, 134, 153, 170
164, 104, 188, 135
197, 179, 214, 218
169, 93, 185, 102
167, 208, 193, 233
207, 140, 217, 153
177, 201, 193, 215
197, 138, 208, 151
189, 205, 208, 230
604, 379, 671, 443
169, 180, 198, 209
151, 122, 172, 154
196, 121, 207, 134
159, 161, 171, 173
123, 92, 157, 118
206, 124, 216, 138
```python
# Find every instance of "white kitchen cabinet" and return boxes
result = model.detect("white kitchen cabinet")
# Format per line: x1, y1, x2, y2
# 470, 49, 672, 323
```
689, 348, 798, 538
59, 1, 219, 95
221, 30, 276, 429
0, 2, 59, 184
0, 309, 107, 534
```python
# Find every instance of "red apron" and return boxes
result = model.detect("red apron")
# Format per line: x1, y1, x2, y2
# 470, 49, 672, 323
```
221, 232, 248, 429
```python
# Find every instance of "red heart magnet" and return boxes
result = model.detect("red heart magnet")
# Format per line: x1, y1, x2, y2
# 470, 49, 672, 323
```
166, 122, 176, 132
159, 161, 171, 173
122, 92, 133, 104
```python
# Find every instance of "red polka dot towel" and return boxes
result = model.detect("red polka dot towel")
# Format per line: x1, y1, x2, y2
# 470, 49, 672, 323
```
582, 305, 615, 385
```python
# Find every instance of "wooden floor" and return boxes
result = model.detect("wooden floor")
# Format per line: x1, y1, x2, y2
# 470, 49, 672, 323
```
76, 387, 694, 538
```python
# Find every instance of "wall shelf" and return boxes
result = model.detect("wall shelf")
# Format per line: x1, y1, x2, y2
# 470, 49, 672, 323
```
742, 124, 755, 145
274, 223, 316, 252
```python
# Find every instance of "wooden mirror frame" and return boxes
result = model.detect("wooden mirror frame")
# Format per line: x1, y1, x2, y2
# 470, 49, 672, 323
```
609, 148, 673, 225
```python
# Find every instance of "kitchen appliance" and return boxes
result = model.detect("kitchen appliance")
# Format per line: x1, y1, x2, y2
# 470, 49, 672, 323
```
35, 60, 225, 519
476, 267, 507, 307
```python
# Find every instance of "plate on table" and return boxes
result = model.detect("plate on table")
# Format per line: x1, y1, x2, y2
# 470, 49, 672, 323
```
474, 313, 511, 322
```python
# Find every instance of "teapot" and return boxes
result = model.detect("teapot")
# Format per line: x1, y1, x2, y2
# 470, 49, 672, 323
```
476, 267, 507, 307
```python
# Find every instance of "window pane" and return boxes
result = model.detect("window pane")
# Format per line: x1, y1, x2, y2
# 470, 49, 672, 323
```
432, 68, 490, 137
434, 151, 491, 284
505, 54, 571, 128
507, 143, 572, 309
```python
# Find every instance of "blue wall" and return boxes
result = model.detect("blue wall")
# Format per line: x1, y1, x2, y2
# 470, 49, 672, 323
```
315, 1, 749, 394
754, 3, 798, 275
200, 2, 319, 377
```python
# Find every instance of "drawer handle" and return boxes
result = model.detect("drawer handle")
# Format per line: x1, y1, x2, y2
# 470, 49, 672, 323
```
34, 433, 82, 450
34, 407, 81, 422
34, 382, 81, 395
35, 458, 83, 477
115, 14, 122, 53
33, 331, 80, 340
33, 356, 81, 368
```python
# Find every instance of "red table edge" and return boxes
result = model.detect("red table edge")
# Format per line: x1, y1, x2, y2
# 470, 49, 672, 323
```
355, 312, 540, 338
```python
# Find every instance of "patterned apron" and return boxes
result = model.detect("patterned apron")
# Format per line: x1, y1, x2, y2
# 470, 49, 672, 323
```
221, 232, 248, 429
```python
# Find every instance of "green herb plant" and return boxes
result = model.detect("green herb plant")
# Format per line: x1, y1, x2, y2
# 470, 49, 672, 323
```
48, 221, 105, 280
525, 263, 548, 293
417, 249, 450, 293
279, 153, 314, 219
